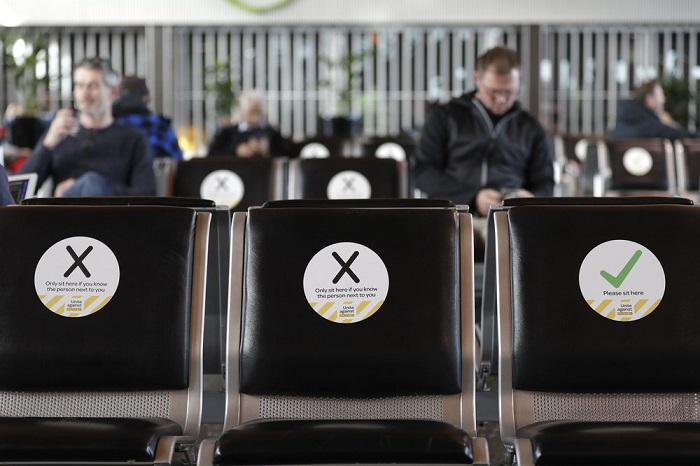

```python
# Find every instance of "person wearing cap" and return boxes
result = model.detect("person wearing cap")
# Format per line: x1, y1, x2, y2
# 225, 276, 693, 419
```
19, 57, 155, 197
112, 75, 183, 161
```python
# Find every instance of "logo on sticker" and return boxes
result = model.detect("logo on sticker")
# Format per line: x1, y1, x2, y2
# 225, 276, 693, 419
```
200, 169, 245, 208
327, 171, 372, 199
303, 242, 389, 324
579, 239, 664, 321
34, 236, 120, 318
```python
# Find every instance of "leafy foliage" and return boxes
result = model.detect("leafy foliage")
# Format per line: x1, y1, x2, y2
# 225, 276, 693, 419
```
317, 49, 374, 116
205, 60, 237, 116
660, 74, 698, 128
2, 30, 50, 115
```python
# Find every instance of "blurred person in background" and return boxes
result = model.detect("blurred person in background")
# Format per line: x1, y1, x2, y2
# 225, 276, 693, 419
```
112, 75, 183, 161
207, 89, 291, 158
608, 79, 697, 140
19, 57, 155, 197
414, 46, 554, 218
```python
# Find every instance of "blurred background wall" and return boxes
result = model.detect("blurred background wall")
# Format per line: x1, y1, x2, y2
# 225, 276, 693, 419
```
2, 0, 699, 156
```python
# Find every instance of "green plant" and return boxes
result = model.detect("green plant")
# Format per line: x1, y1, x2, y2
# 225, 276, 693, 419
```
660, 74, 697, 128
318, 48, 373, 116
205, 60, 236, 116
2, 30, 50, 115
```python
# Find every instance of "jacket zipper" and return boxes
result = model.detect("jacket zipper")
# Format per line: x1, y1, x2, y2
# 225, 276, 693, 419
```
471, 97, 519, 186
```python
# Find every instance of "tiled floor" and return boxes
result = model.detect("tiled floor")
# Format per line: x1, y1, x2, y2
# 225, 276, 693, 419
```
479, 420, 509, 466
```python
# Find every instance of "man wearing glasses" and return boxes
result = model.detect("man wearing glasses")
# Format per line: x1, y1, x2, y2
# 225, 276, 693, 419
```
414, 46, 554, 217
19, 57, 155, 197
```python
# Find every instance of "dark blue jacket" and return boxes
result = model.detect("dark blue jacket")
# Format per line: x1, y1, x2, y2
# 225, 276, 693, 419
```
608, 99, 695, 140
113, 95, 183, 160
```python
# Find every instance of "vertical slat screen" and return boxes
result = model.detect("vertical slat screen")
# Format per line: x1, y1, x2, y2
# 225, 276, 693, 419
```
5, 24, 698, 158
540, 24, 700, 136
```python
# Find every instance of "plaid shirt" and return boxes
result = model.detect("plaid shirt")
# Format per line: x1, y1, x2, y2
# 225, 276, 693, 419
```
117, 113, 183, 161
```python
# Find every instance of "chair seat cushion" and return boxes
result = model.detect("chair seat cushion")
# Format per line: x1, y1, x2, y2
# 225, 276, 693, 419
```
518, 420, 700, 465
0, 417, 182, 462
214, 419, 473, 464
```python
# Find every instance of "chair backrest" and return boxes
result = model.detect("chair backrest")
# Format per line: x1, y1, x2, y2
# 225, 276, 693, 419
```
287, 157, 408, 199
225, 199, 478, 441
674, 138, 700, 197
172, 156, 286, 210
552, 133, 598, 196
21, 196, 229, 377
0, 205, 209, 438
477, 196, 684, 389
153, 157, 175, 196
494, 197, 699, 447
597, 138, 676, 196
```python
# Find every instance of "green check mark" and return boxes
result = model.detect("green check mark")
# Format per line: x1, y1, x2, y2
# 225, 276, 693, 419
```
600, 249, 642, 288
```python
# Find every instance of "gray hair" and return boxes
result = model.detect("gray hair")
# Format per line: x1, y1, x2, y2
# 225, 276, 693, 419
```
238, 89, 267, 116
74, 57, 120, 88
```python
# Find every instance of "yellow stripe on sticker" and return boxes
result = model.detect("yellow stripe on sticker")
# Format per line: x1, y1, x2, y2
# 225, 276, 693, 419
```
83, 295, 99, 309
595, 299, 613, 313
316, 301, 336, 320
45, 295, 65, 309
640, 299, 661, 319
83, 296, 114, 317
362, 301, 384, 320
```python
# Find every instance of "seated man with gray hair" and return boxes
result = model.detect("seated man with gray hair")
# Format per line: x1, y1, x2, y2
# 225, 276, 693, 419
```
207, 89, 292, 158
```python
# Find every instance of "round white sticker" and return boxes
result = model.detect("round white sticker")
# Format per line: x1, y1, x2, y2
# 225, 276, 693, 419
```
303, 242, 389, 324
326, 170, 372, 199
34, 236, 120, 318
574, 139, 589, 161
300, 142, 330, 158
375, 142, 406, 161
200, 169, 245, 208
579, 239, 665, 322
622, 147, 653, 176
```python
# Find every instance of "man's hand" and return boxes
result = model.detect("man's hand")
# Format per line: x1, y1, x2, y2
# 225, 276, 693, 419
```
235, 137, 269, 158
475, 188, 502, 216
54, 178, 77, 197
502, 188, 534, 200
42, 109, 79, 150
476, 188, 535, 216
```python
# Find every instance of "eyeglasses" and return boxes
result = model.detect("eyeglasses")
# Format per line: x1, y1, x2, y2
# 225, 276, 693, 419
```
480, 84, 518, 100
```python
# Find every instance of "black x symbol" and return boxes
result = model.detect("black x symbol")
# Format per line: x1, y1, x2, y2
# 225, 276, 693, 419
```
215, 176, 229, 192
64, 245, 93, 278
332, 251, 360, 284
342, 176, 356, 192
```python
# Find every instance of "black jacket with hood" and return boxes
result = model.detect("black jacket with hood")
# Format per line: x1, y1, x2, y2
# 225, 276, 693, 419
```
414, 91, 554, 214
